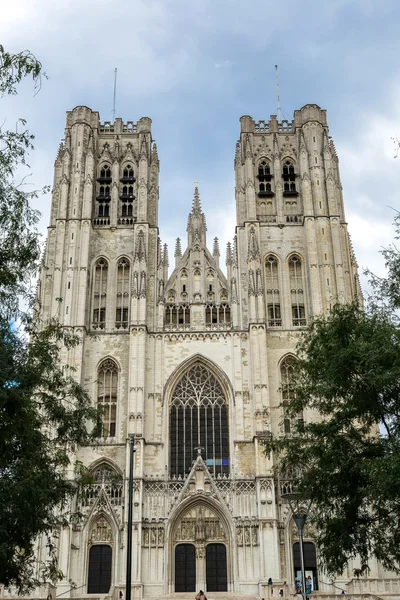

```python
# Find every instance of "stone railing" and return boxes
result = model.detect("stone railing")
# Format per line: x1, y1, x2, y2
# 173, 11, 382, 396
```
347, 578, 400, 595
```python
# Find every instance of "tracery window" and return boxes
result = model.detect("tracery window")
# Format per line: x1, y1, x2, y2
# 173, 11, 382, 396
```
92, 258, 108, 329
257, 160, 273, 197
289, 255, 306, 326
170, 364, 229, 477
115, 258, 130, 329
282, 160, 297, 195
119, 164, 136, 224
265, 255, 281, 327
96, 164, 112, 221
97, 359, 118, 437
281, 356, 303, 434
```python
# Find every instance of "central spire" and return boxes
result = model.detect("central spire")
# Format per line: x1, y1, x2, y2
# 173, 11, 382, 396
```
187, 183, 207, 247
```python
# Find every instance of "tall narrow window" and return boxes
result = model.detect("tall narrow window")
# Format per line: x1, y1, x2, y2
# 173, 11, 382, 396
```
115, 258, 130, 329
282, 160, 298, 196
280, 356, 303, 434
289, 255, 306, 326
92, 259, 108, 329
265, 255, 281, 327
119, 164, 136, 224
257, 159, 273, 196
97, 359, 118, 438
96, 165, 112, 223
170, 364, 229, 477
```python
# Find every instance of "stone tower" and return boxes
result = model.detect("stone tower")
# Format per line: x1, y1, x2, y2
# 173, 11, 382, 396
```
34, 104, 366, 599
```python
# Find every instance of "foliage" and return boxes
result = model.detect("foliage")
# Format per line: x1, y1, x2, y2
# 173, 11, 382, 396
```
269, 302, 400, 572
0, 46, 100, 592
266, 292, 400, 577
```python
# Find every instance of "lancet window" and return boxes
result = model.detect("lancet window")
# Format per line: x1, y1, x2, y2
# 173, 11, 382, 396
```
288, 255, 307, 326
257, 159, 273, 197
81, 464, 123, 506
282, 160, 298, 195
115, 258, 130, 329
92, 258, 108, 329
280, 356, 303, 434
96, 164, 112, 222
97, 359, 118, 438
119, 164, 136, 224
265, 255, 281, 327
170, 364, 229, 477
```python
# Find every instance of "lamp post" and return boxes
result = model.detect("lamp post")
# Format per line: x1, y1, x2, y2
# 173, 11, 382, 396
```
281, 493, 312, 600
126, 434, 136, 600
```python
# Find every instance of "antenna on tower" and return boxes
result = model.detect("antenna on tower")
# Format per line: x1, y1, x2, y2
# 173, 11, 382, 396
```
112, 68, 117, 122
275, 65, 281, 122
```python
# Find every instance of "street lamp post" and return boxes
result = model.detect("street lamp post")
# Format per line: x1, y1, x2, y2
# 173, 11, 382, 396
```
281, 493, 312, 600
126, 434, 136, 600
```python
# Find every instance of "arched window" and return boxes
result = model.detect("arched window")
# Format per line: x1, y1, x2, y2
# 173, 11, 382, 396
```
115, 258, 130, 329
97, 359, 118, 438
289, 255, 306, 326
119, 169, 135, 221
96, 166, 112, 222
257, 159, 273, 196
265, 255, 281, 327
282, 160, 297, 195
92, 258, 108, 329
99, 164, 111, 181
280, 356, 303, 434
170, 364, 229, 477
121, 164, 135, 181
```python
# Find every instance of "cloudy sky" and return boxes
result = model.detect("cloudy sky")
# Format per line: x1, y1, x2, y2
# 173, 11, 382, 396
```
2, 0, 400, 291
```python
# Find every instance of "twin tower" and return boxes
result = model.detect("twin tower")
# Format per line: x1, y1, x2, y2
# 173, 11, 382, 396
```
36, 104, 360, 598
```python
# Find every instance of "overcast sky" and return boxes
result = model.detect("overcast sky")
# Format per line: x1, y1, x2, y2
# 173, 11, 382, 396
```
2, 0, 400, 291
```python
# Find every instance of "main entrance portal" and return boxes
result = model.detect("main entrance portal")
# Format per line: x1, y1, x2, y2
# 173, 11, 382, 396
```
173, 504, 229, 592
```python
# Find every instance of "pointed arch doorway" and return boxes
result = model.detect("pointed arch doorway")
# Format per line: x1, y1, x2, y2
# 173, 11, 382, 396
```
172, 504, 229, 592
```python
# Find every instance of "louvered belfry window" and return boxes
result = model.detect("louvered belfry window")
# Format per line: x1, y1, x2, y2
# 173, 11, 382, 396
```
170, 364, 229, 478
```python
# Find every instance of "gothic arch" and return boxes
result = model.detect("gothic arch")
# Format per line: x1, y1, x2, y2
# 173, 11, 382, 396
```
90, 255, 111, 271
163, 354, 234, 408
96, 355, 121, 373
166, 495, 234, 593
87, 457, 123, 479
277, 352, 297, 370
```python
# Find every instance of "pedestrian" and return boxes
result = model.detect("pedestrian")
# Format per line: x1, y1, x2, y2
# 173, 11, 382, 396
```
268, 578, 273, 596
306, 576, 312, 596
195, 590, 207, 600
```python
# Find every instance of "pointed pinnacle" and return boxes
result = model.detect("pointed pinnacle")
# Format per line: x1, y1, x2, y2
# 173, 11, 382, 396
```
174, 237, 182, 258
213, 237, 220, 257
226, 242, 232, 266
163, 243, 169, 267
192, 182, 202, 215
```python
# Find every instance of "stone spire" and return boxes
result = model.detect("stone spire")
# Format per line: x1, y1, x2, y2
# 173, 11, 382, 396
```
187, 183, 207, 247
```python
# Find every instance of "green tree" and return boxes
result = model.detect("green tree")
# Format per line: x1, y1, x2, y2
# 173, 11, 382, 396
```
265, 221, 400, 577
0, 46, 100, 592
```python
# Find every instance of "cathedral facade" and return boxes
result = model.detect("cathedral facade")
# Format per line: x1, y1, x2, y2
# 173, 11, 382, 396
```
36, 104, 363, 599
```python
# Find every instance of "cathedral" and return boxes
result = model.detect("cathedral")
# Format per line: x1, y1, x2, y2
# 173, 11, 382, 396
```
34, 103, 390, 600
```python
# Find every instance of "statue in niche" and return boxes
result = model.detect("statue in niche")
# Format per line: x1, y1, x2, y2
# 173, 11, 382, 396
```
196, 508, 205, 541
244, 527, 251, 546
237, 526, 243, 546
